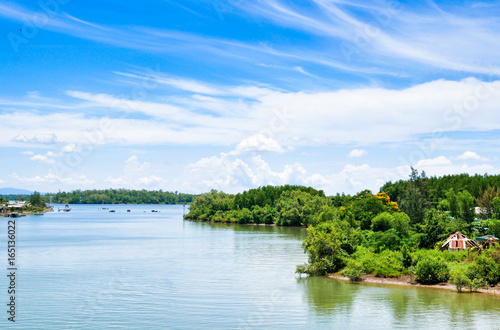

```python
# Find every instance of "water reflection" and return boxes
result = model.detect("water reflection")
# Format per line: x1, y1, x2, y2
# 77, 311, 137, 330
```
298, 277, 500, 329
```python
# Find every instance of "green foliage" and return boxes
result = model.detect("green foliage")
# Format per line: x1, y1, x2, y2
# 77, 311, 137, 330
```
345, 191, 388, 230
492, 197, 500, 219
233, 185, 325, 210
352, 247, 405, 278
467, 278, 487, 292
340, 260, 364, 281
485, 218, 500, 239
382, 173, 500, 208
296, 222, 348, 276
399, 175, 430, 225
47, 189, 195, 205
418, 209, 450, 249
414, 256, 449, 284
371, 212, 392, 232
275, 190, 328, 226
449, 268, 470, 292
401, 245, 412, 268
28, 191, 46, 208
458, 190, 475, 224
476, 187, 500, 219
466, 251, 500, 285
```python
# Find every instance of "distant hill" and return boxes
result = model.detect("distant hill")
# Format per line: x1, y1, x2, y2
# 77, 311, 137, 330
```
0, 187, 33, 195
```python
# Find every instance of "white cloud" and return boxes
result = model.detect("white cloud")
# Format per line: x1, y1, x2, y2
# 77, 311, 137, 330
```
30, 154, 56, 165
104, 156, 159, 188
348, 149, 367, 158
416, 156, 452, 167
137, 175, 163, 185
185, 151, 411, 194
33, 134, 58, 144
10, 171, 94, 186
125, 155, 139, 164
12, 135, 29, 143
456, 151, 489, 161
11, 133, 58, 145
20, 151, 34, 155
231, 134, 285, 155
61, 144, 77, 153
2, 78, 500, 150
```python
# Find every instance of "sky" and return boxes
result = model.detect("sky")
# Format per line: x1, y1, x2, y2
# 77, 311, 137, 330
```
0, 0, 500, 195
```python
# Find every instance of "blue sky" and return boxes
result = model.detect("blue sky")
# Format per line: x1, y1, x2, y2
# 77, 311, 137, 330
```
1, 0, 500, 195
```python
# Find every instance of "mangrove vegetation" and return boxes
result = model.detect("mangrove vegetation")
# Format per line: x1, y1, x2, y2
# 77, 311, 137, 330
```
185, 169, 500, 291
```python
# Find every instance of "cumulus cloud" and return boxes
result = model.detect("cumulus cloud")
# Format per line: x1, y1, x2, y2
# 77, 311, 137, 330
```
416, 156, 452, 167
137, 175, 163, 185
30, 154, 56, 165
348, 149, 367, 158
11, 133, 59, 145
185, 151, 411, 194
10, 171, 94, 185
456, 151, 489, 161
231, 134, 285, 155
105, 155, 161, 188
12, 135, 29, 143
61, 144, 77, 153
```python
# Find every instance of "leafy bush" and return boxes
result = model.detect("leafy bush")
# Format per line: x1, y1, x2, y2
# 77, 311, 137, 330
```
340, 260, 364, 281
352, 247, 405, 278
449, 268, 470, 292
466, 253, 500, 285
296, 223, 348, 276
371, 212, 393, 232
414, 257, 449, 284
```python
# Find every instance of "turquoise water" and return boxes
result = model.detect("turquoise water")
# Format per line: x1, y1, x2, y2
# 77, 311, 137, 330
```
2, 204, 500, 329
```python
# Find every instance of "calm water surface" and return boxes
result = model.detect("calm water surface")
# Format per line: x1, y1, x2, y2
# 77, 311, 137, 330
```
3, 204, 500, 329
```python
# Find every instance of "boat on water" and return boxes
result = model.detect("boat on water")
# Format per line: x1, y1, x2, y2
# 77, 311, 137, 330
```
58, 205, 72, 212
109, 210, 116, 213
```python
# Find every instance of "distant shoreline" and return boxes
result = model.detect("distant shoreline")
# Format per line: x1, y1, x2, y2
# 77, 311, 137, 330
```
2, 207, 53, 217
327, 273, 500, 296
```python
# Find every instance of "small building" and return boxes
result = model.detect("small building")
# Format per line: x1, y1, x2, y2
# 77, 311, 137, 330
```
476, 235, 499, 248
441, 231, 480, 251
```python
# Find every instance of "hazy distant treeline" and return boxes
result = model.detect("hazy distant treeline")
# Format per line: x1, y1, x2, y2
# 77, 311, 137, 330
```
45, 189, 196, 204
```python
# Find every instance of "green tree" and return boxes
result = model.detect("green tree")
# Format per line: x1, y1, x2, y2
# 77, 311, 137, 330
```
296, 222, 348, 276
371, 212, 393, 232
476, 187, 500, 219
414, 256, 449, 284
28, 191, 46, 208
458, 190, 475, 224
418, 209, 449, 249
275, 190, 327, 226
445, 188, 459, 218
492, 197, 500, 219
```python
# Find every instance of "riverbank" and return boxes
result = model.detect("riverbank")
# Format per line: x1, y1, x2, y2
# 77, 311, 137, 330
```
184, 218, 280, 228
2, 207, 53, 217
327, 273, 500, 295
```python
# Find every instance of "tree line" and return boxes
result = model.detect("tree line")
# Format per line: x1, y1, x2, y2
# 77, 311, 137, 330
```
46, 189, 196, 204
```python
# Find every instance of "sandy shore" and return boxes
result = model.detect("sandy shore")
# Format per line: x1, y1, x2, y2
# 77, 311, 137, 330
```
327, 273, 500, 295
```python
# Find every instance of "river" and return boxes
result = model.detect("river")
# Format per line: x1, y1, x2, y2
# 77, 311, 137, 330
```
3, 204, 500, 328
